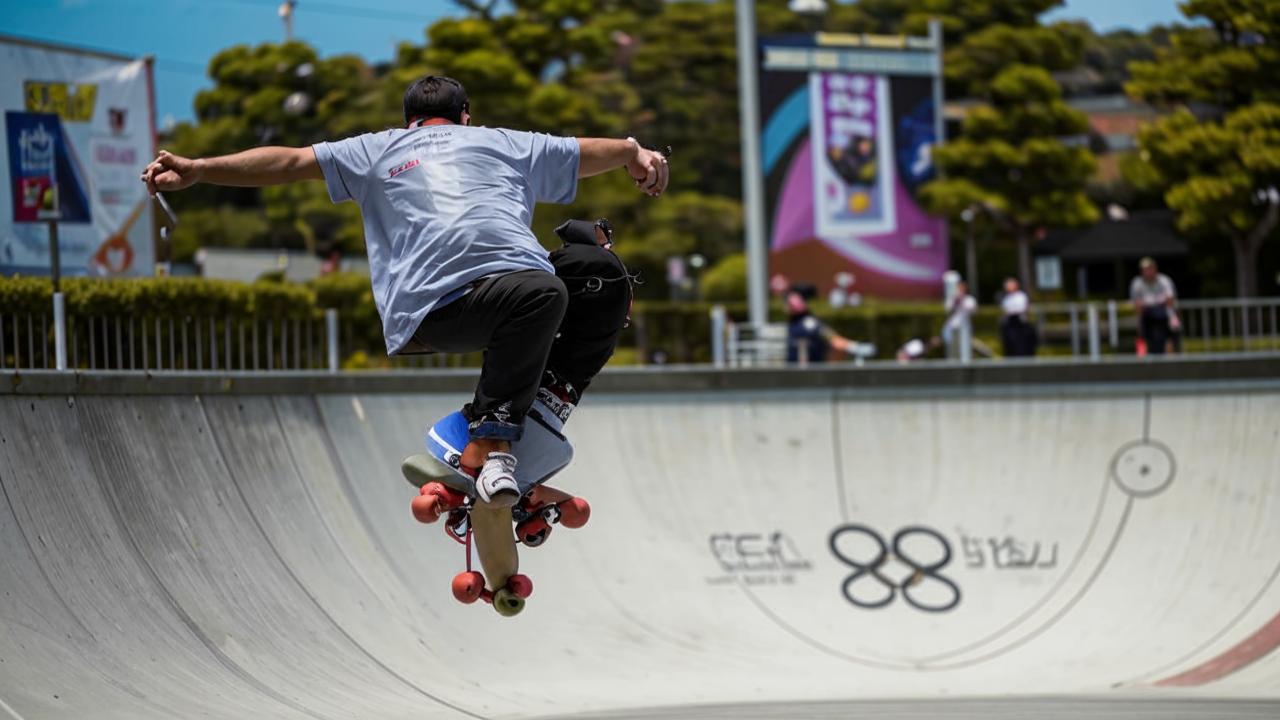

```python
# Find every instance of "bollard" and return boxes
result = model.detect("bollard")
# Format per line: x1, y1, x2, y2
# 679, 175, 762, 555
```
53, 292, 67, 371
1087, 303, 1100, 362
710, 305, 727, 368
325, 308, 339, 373
959, 313, 972, 364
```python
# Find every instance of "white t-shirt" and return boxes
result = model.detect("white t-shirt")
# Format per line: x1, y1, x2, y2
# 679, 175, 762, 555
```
944, 294, 977, 332
313, 125, 580, 354
1001, 290, 1029, 316
1130, 273, 1176, 307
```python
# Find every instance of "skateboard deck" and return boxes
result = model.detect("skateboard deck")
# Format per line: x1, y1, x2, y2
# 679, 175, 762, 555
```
424, 401, 574, 496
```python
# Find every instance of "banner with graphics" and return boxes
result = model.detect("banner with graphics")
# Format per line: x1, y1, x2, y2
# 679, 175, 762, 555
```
6, 112, 93, 224
761, 36, 947, 300
0, 37, 155, 277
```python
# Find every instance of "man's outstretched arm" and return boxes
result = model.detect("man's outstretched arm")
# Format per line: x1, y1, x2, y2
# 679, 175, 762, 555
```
576, 138, 668, 197
140, 147, 322, 195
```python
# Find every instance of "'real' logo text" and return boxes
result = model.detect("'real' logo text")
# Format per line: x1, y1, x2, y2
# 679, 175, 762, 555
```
389, 158, 420, 178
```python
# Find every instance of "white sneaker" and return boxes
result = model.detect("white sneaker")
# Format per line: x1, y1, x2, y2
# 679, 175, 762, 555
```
475, 452, 519, 507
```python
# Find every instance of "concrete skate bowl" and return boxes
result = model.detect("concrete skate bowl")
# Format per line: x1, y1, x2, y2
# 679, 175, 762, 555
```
1, 359, 1279, 719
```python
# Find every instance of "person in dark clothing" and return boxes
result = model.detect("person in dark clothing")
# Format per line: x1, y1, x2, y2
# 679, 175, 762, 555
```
999, 277, 1037, 357
771, 274, 870, 363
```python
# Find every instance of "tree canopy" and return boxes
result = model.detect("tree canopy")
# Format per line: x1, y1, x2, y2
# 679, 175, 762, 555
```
1127, 0, 1280, 296
165, 0, 1225, 299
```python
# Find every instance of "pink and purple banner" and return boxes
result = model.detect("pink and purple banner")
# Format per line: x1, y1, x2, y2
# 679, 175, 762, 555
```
762, 58, 947, 299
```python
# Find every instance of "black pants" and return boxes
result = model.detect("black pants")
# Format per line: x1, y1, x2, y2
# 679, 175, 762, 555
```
408, 244, 631, 441
1140, 307, 1171, 355
1001, 316, 1038, 357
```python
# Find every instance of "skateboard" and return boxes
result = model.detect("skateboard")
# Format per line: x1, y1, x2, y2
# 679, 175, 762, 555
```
401, 396, 590, 617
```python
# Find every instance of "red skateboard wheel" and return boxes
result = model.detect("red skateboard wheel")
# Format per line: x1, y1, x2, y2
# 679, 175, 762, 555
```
558, 498, 590, 529
452, 571, 485, 604
421, 482, 465, 506
516, 515, 552, 547
410, 494, 442, 524
507, 574, 533, 599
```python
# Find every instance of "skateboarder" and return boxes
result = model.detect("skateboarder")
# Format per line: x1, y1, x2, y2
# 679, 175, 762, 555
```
141, 75, 667, 506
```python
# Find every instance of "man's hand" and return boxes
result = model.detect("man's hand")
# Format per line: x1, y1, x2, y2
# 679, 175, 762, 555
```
141, 150, 201, 196
576, 137, 669, 197
625, 143, 669, 197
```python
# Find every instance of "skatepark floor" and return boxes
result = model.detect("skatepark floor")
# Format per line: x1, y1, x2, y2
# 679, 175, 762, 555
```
3, 367, 1280, 720
560, 697, 1280, 719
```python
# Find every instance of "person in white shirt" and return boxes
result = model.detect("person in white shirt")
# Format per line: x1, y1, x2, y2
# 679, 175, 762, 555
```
941, 280, 977, 351
999, 277, 1036, 357
1129, 257, 1178, 355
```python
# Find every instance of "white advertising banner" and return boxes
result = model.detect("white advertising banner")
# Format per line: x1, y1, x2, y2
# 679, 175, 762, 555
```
1, 37, 155, 277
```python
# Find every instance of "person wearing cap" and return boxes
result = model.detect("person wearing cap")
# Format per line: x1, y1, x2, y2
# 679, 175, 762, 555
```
140, 75, 667, 506
1130, 257, 1178, 355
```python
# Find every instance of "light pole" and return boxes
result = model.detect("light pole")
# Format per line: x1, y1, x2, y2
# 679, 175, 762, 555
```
279, 1, 297, 42
960, 205, 979, 301
735, 0, 768, 331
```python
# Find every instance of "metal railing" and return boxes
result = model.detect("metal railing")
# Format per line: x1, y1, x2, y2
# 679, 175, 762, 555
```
0, 310, 340, 372
0, 306, 482, 373
5, 298, 1277, 372
1031, 297, 1280, 359
710, 297, 1280, 367
712, 310, 874, 368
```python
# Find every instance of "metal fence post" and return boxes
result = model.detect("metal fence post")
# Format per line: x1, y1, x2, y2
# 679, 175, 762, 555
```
1107, 300, 1118, 349
1087, 303, 1100, 362
326, 308, 339, 373
710, 305, 727, 368
959, 313, 972, 364
52, 292, 67, 370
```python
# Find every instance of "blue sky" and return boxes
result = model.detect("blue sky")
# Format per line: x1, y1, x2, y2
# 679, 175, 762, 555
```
3, 0, 1185, 127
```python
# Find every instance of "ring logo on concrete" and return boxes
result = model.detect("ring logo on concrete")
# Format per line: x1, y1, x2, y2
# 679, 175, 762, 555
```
1110, 439, 1176, 498
828, 524, 961, 613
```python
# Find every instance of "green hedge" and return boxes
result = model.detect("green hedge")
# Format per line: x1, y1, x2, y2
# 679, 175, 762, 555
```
0, 275, 315, 319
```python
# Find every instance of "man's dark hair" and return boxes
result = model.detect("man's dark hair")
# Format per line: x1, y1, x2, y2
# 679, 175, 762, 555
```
403, 75, 469, 124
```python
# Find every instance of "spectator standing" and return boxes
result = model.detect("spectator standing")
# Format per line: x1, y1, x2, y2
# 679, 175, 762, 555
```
942, 279, 977, 356
999, 277, 1037, 357
1130, 257, 1178, 356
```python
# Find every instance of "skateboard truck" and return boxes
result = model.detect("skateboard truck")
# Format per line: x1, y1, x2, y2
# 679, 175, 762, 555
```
513, 492, 590, 547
